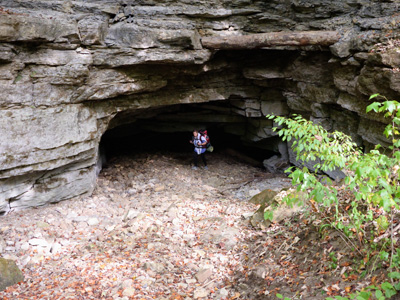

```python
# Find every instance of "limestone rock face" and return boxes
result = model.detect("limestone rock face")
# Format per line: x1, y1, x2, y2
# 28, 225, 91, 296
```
1, 0, 400, 213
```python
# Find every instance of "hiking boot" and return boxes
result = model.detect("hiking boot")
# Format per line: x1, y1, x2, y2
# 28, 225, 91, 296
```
204, 166, 208, 170
191, 166, 198, 170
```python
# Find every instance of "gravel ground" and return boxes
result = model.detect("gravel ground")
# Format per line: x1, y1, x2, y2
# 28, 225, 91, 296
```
0, 152, 294, 300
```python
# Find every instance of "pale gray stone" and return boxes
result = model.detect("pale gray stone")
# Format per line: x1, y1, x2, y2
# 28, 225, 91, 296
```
122, 287, 135, 297
123, 209, 140, 222
50, 243, 62, 255
195, 268, 213, 283
20, 242, 29, 251
215, 287, 229, 299
143, 262, 165, 273
193, 287, 210, 299
28, 238, 49, 248
87, 218, 100, 226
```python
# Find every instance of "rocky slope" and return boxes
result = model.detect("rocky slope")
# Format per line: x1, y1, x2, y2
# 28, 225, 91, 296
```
1, 0, 400, 212
1, 152, 372, 300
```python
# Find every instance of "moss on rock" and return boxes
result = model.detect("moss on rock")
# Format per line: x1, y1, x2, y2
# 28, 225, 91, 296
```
0, 258, 24, 291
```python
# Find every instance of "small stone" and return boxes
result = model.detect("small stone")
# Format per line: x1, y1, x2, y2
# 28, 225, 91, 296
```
215, 287, 229, 299
20, 242, 30, 251
67, 212, 78, 219
36, 221, 50, 228
123, 209, 140, 222
32, 230, 42, 238
187, 263, 198, 271
143, 262, 165, 273
183, 234, 195, 242
185, 278, 197, 284
0, 227, 10, 233
127, 188, 136, 195
30, 254, 44, 264
72, 216, 89, 223
166, 204, 178, 219
121, 279, 134, 289
59, 239, 70, 246
28, 238, 49, 247
50, 242, 62, 254
195, 249, 206, 258
193, 287, 209, 299
195, 268, 213, 283
177, 282, 188, 289
87, 218, 99, 226
106, 225, 116, 232
154, 185, 165, 192
122, 287, 135, 297
19, 256, 31, 267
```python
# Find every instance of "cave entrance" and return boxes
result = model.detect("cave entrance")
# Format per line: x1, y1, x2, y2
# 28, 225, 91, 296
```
99, 100, 278, 172
97, 48, 331, 174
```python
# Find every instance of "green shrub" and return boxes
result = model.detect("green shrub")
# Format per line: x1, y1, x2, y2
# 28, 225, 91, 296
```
268, 94, 400, 299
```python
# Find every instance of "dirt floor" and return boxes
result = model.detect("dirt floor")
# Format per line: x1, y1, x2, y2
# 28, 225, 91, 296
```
0, 151, 385, 299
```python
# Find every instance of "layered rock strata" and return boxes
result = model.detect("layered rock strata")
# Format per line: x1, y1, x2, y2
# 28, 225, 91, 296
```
1, 0, 400, 213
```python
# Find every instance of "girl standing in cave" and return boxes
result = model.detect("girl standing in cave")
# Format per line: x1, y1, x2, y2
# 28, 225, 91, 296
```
189, 130, 208, 170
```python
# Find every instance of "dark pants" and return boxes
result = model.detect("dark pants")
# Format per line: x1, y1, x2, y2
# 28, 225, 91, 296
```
193, 151, 207, 167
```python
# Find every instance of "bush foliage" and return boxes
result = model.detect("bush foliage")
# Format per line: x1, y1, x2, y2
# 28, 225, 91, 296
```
268, 94, 400, 299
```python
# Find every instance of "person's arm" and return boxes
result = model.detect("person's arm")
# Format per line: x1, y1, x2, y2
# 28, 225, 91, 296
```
199, 136, 207, 146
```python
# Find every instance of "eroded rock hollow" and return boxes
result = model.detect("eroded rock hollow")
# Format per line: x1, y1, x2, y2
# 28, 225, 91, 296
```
1, 0, 400, 213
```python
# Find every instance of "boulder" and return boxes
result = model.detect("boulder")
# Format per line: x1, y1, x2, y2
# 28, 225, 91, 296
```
287, 141, 346, 181
249, 188, 279, 206
0, 258, 24, 291
249, 189, 304, 229
263, 155, 290, 173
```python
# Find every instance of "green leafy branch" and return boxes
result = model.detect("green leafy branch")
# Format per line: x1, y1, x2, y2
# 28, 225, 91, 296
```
269, 94, 400, 300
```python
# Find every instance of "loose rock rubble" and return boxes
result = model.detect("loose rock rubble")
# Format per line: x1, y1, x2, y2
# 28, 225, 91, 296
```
0, 152, 294, 299
1, 151, 363, 300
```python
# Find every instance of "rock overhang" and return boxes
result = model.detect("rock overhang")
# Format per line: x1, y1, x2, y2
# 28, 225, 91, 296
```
1, 0, 400, 213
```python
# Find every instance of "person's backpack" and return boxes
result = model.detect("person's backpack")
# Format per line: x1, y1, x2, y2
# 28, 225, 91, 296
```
199, 129, 214, 152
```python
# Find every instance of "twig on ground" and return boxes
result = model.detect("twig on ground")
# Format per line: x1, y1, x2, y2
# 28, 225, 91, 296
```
337, 230, 363, 256
374, 222, 400, 243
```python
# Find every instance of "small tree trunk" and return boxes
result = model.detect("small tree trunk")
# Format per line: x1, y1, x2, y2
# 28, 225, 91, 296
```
201, 31, 341, 50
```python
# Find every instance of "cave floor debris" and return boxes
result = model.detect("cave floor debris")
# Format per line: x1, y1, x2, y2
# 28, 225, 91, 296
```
0, 152, 380, 299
